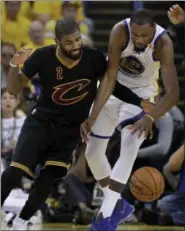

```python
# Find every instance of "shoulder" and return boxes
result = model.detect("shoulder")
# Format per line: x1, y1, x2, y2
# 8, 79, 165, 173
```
109, 20, 129, 47
154, 31, 174, 60
33, 45, 57, 57
82, 46, 106, 61
111, 21, 127, 36
155, 31, 173, 51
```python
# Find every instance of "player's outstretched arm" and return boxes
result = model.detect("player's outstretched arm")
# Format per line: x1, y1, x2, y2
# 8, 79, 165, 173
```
8, 48, 32, 95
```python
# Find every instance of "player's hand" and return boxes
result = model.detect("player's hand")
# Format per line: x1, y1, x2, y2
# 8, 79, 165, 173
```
10, 48, 33, 66
128, 115, 154, 139
168, 4, 185, 25
140, 99, 155, 113
80, 118, 95, 143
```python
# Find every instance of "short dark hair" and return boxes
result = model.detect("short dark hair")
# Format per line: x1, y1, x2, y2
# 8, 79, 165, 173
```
130, 9, 155, 26
55, 19, 80, 40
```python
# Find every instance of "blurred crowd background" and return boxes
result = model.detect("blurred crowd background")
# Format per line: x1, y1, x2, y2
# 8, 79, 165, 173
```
1, 0, 184, 228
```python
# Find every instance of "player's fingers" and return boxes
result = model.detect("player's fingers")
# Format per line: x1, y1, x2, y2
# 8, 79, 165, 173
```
82, 124, 90, 143
80, 125, 87, 143
138, 127, 145, 138
167, 11, 172, 19
172, 4, 178, 9
25, 48, 33, 54
130, 124, 140, 135
144, 128, 149, 139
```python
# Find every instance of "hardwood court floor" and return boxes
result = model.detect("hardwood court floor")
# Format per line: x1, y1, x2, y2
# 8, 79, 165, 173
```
24, 223, 184, 230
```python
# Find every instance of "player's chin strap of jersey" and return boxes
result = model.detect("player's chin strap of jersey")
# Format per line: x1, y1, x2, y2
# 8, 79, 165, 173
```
115, 111, 145, 133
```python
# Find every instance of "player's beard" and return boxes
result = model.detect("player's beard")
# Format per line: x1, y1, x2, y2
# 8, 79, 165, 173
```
134, 44, 146, 53
59, 45, 82, 61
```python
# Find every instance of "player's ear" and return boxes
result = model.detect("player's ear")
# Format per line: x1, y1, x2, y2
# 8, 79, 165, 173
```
55, 38, 60, 46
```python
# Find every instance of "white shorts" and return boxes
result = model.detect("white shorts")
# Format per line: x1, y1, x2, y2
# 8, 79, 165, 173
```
91, 87, 156, 137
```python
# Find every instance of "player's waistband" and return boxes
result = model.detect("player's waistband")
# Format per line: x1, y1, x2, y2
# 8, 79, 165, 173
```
30, 108, 82, 126
115, 111, 145, 132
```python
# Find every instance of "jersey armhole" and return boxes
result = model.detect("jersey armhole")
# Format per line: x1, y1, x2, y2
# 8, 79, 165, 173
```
152, 30, 167, 61
121, 20, 130, 51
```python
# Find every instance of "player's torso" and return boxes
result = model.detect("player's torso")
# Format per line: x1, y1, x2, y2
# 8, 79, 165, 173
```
35, 46, 99, 122
117, 18, 166, 92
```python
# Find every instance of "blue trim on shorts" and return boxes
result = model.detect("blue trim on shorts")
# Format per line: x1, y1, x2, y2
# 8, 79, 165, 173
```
90, 132, 112, 139
115, 111, 145, 132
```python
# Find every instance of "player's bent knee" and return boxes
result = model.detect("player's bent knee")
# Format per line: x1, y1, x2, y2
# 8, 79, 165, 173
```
1, 166, 24, 186
85, 136, 109, 159
121, 128, 144, 149
45, 165, 67, 179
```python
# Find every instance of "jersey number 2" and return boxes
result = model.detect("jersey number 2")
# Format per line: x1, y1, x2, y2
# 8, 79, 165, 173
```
56, 67, 63, 80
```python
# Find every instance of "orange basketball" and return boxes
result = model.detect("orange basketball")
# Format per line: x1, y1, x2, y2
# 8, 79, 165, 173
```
130, 167, 165, 202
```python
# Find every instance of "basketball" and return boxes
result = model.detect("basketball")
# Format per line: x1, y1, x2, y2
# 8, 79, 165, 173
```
130, 167, 165, 202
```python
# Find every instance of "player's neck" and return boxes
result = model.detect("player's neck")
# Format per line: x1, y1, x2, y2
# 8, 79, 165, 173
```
57, 47, 81, 65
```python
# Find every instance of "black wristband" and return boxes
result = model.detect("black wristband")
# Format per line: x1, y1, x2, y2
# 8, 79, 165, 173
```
113, 81, 142, 107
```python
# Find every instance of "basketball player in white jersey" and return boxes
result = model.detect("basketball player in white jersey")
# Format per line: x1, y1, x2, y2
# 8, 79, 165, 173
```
82, 9, 180, 230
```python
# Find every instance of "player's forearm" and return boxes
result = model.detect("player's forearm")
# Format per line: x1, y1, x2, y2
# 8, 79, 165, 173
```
174, 23, 184, 51
89, 73, 116, 120
7, 67, 22, 96
113, 81, 142, 107
147, 84, 179, 121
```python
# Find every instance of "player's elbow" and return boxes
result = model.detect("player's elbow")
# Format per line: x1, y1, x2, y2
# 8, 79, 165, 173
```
173, 84, 180, 104
168, 82, 180, 105
107, 68, 118, 85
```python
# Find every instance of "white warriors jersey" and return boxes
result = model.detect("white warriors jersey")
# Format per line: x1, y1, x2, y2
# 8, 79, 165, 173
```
117, 18, 166, 93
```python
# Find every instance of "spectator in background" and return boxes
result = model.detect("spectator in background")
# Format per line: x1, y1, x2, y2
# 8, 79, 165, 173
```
2, 1, 33, 21
168, 106, 184, 153
31, 1, 85, 24
1, 88, 26, 169
142, 144, 185, 226
23, 20, 55, 51
2, 1, 31, 50
45, 1, 91, 41
1, 43, 17, 89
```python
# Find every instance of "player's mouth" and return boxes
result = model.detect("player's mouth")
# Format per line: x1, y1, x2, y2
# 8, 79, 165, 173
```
135, 44, 145, 48
71, 50, 80, 55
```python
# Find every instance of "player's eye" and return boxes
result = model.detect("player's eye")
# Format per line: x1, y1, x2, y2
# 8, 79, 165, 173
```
76, 37, 81, 42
